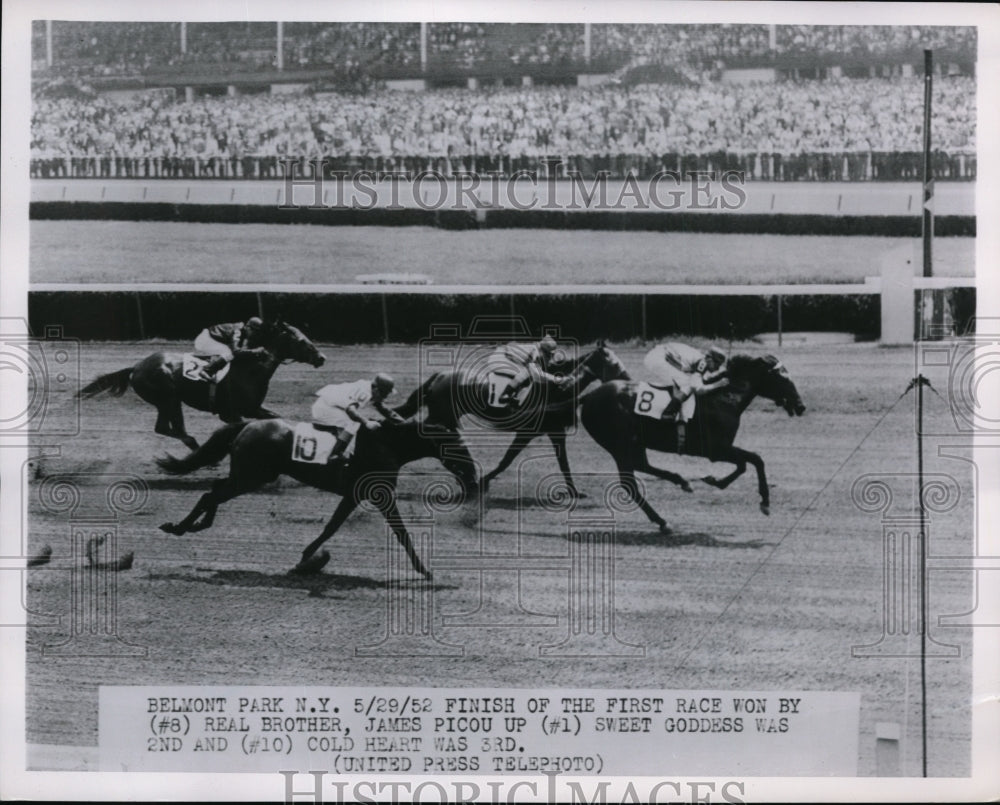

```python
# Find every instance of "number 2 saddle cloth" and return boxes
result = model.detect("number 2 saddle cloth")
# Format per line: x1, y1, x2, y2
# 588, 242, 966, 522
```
182, 354, 232, 383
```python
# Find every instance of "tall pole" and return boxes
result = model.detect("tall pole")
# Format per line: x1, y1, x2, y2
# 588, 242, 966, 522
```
180, 22, 187, 55
420, 23, 427, 72
922, 49, 933, 278
46, 20, 54, 67
916, 373, 928, 777
276, 21, 284, 71
584, 23, 591, 64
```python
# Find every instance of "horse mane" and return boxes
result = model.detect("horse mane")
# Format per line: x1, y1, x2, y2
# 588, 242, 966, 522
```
726, 353, 777, 380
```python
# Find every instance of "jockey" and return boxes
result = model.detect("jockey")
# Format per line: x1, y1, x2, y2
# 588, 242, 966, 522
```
490, 334, 569, 407
311, 372, 403, 458
194, 316, 264, 382
642, 342, 729, 451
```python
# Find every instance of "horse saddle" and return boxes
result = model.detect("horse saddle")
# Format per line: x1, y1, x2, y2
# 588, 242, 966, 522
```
634, 381, 680, 420
183, 354, 231, 383
292, 423, 339, 464
487, 370, 527, 409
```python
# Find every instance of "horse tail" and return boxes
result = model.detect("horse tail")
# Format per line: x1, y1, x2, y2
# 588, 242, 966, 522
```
156, 422, 249, 474
77, 367, 133, 399
394, 373, 440, 419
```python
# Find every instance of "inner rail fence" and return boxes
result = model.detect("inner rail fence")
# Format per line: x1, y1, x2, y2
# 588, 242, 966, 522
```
29, 150, 977, 182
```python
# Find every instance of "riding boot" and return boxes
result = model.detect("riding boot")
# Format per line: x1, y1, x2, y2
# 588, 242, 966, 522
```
676, 421, 687, 454
661, 397, 682, 420
327, 432, 354, 463
200, 355, 228, 382
503, 378, 529, 408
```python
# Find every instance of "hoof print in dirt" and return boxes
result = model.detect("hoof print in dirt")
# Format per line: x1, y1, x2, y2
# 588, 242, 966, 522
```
85, 535, 134, 571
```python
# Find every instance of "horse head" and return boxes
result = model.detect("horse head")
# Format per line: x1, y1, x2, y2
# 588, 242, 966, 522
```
580, 343, 632, 384
263, 321, 326, 368
729, 354, 805, 417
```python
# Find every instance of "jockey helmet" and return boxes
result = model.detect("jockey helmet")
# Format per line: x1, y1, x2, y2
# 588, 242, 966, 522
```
539, 334, 558, 354
372, 373, 395, 397
244, 316, 263, 332
706, 346, 726, 364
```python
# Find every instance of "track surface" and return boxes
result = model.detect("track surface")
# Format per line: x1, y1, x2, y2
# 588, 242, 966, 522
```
25, 341, 973, 776
30, 220, 974, 286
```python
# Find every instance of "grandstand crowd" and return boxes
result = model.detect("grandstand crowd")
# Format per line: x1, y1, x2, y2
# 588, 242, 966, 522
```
30, 22, 977, 181
34, 22, 976, 76
31, 76, 976, 181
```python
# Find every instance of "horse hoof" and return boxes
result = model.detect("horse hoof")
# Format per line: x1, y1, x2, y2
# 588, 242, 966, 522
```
422, 569, 434, 582
658, 522, 671, 534
570, 489, 589, 500
292, 550, 330, 575
680, 481, 693, 493
159, 522, 179, 535
760, 504, 771, 516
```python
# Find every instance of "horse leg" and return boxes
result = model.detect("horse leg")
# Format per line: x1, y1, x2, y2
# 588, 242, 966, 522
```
384, 499, 433, 580
164, 398, 198, 451
703, 446, 770, 515
616, 465, 669, 533
154, 405, 173, 438
296, 495, 359, 571
159, 491, 212, 535
160, 476, 267, 535
159, 481, 225, 535
548, 432, 587, 498
482, 432, 534, 493
185, 478, 239, 531
633, 449, 693, 493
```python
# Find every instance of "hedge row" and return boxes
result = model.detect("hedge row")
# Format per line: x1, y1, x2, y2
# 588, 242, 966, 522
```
30, 201, 975, 237
28, 291, 884, 343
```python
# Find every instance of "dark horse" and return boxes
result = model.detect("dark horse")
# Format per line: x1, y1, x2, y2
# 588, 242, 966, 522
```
393, 343, 631, 497
157, 418, 478, 579
77, 319, 326, 450
580, 354, 806, 531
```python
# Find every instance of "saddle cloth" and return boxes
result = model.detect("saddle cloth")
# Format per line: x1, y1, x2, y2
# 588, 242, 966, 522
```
292, 422, 339, 464
486, 370, 528, 409
634, 381, 678, 420
183, 354, 231, 383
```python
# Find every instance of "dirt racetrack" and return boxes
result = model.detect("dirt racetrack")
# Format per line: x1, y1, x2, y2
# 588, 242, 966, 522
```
25, 340, 973, 776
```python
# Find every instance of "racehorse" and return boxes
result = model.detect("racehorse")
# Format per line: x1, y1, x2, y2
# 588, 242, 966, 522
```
392, 343, 631, 498
580, 354, 806, 531
77, 319, 325, 450
157, 418, 479, 579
